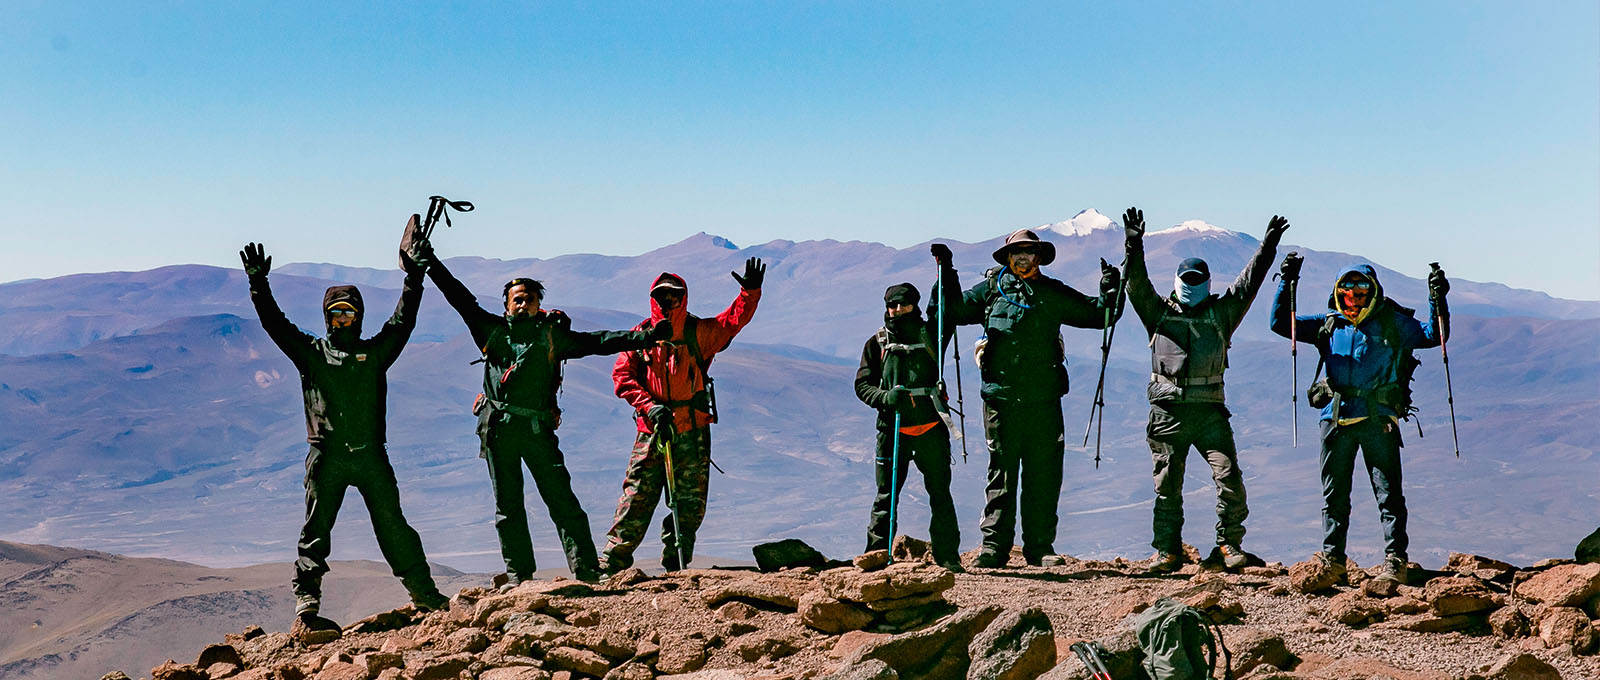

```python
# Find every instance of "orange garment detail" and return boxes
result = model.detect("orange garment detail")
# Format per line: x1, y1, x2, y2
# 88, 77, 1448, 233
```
898, 421, 939, 437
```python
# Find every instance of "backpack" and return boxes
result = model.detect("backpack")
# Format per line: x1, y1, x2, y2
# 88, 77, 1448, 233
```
1132, 597, 1232, 680
1311, 300, 1422, 421
635, 316, 718, 421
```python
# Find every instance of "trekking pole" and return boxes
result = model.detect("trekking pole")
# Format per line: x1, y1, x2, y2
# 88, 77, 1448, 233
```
658, 353, 689, 571
1290, 263, 1299, 448
936, 267, 969, 463
1069, 641, 1114, 680
1430, 262, 1461, 458
887, 410, 902, 564
1082, 264, 1127, 468
420, 195, 474, 239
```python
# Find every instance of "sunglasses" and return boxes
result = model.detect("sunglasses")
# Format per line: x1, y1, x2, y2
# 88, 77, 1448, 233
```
327, 308, 358, 317
1011, 245, 1041, 255
1337, 281, 1373, 291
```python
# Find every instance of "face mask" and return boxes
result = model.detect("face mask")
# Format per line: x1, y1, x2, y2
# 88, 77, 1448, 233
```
1175, 274, 1210, 306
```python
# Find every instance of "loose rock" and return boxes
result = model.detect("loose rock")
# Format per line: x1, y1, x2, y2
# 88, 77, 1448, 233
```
966, 607, 1055, 680
753, 538, 829, 573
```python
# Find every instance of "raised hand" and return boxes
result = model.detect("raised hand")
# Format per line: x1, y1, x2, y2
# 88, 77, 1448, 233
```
1428, 264, 1450, 298
1265, 215, 1290, 242
644, 319, 674, 343
240, 242, 271, 278
1123, 207, 1145, 240
1099, 258, 1122, 298
930, 243, 953, 267
1279, 252, 1304, 282
731, 257, 766, 290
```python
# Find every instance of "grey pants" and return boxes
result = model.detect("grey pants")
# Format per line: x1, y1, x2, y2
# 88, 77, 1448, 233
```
1147, 403, 1248, 553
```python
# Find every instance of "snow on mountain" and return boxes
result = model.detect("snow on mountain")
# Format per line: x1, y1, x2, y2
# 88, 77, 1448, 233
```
1151, 219, 1235, 236
1038, 208, 1117, 237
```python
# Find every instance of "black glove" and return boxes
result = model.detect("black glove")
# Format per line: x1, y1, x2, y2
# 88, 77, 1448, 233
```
884, 386, 909, 408
1428, 265, 1450, 298
1279, 252, 1304, 282
1122, 207, 1145, 240
1099, 258, 1121, 299
647, 404, 674, 434
400, 241, 434, 275
731, 257, 766, 290
930, 243, 953, 267
1264, 215, 1290, 243
546, 309, 572, 331
643, 319, 673, 342
239, 242, 271, 278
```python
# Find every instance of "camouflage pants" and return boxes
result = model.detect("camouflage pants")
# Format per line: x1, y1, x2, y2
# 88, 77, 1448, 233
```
1147, 403, 1248, 554
602, 427, 711, 570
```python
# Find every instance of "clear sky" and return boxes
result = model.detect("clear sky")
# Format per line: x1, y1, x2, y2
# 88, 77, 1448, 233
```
3, 2, 1597, 299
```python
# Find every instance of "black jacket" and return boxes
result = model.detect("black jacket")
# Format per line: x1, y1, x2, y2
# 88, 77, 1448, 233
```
428, 261, 658, 433
248, 273, 423, 445
854, 311, 947, 431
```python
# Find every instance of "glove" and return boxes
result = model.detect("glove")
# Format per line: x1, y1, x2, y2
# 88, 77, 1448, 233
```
400, 241, 434, 275
1264, 215, 1290, 243
546, 308, 572, 331
731, 257, 766, 290
643, 319, 674, 342
1428, 266, 1450, 297
239, 242, 271, 278
647, 404, 674, 434
884, 386, 909, 408
1279, 252, 1304, 282
930, 243, 953, 267
1122, 207, 1145, 240
1099, 258, 1121, 299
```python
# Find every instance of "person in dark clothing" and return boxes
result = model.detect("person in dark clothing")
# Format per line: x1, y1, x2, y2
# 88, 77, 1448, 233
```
1272, 255, 1450, 583
854, 283, 961, 570
425, 256, 671, 587
1122, 207, 1289, 573
239, 241, 447, 619
928, 232, 1121, 568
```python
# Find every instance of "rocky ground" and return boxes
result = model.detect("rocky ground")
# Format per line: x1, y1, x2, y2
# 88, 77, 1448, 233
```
102, 533, 1600, 680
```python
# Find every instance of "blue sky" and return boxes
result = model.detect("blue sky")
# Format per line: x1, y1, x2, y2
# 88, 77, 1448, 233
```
3, 2, 1596, 299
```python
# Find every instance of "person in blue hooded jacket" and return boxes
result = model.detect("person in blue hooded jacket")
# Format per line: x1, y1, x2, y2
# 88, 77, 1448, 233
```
1271, 255, 1450, 584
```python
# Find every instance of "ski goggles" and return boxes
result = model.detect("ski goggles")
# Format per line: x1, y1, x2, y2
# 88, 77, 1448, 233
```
1337, 280, 1373, 291
326, 308, 358, 317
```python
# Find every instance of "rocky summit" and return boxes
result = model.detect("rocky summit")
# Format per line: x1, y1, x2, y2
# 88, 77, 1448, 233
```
88, 537, 1600, 680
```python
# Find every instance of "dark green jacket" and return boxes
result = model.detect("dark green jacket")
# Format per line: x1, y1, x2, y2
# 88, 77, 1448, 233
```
428, 261, 657, 434
855, 311, 948, 430
930, 265, 1119, 404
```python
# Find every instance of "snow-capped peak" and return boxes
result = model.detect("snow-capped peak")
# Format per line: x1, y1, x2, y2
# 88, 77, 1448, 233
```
1038, 209, 1117, 237
1151, 219, 1232, 236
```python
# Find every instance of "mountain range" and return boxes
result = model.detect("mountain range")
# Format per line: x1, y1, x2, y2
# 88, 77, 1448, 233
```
1, 209, 1595, 579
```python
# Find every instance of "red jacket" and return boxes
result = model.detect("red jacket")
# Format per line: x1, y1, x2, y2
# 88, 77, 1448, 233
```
614, 272, 761, 434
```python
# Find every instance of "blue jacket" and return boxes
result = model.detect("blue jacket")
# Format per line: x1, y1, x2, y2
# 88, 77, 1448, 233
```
1270, 264, 1448, 422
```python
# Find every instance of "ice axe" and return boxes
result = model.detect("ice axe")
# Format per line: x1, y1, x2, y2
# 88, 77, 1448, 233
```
657, 352, 689, 572
1430, 262, 1460, 458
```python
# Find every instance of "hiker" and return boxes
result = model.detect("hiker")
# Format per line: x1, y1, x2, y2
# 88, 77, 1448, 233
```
854, 283, 962, 570
426, 255, 671, 587
1272, 255, 1450, 583
599, 259, 765, 573
928, 232, 1122, 568
238, 240, 448, 619
1122, 208, 1289, 573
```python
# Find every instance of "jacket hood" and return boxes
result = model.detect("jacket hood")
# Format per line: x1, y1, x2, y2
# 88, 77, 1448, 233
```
323, 285, 365, 337
649, 272, 689, 325
1328, 264, 1384, 320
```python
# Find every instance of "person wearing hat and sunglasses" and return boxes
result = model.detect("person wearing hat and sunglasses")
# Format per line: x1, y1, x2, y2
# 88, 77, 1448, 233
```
600, 259, 765, 574
1121, 208, 1289, 574
928, 230, 1122, 568
1272, 255, 1450, 584
238, 239, 449, 622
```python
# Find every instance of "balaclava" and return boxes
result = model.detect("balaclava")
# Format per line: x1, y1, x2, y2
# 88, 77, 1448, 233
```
322, 285, 364, 348
883, 283, 923, 337
1175, 258, 1210, 307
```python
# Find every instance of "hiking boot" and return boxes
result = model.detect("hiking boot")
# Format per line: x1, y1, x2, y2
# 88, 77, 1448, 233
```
1218, 544, 1251, 571
1313, 551, 1349, 584
497, 572, 531, 593
573, 565, 603, 584
294, 592, 321, 618
1376, 554, 1409, 584
410, 589, 450, 613
598, 553, 630, 577
660, 552, 684, 573
1148, 551, 1184, 575
1027, 553, 1067, 567
934, 555, 966, 573
972, 549, 1005, 569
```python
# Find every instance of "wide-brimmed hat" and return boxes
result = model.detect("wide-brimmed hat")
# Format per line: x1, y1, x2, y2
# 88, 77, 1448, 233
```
991, 228, 1056, 266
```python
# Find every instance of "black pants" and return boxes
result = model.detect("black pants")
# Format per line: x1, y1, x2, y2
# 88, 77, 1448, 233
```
293, 442, 435, 597
1147, 403, 1248, 553
482, 421, 599, 578
1319, 418, 1408, 561
866, 423, 960, 561
980, 400, 1066, 561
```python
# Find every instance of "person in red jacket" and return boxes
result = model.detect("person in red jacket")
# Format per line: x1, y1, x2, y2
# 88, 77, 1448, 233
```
599, 259, 764, 573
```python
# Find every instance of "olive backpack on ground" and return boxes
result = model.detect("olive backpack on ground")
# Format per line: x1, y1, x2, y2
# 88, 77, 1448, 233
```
1131, 597, 1232, 680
